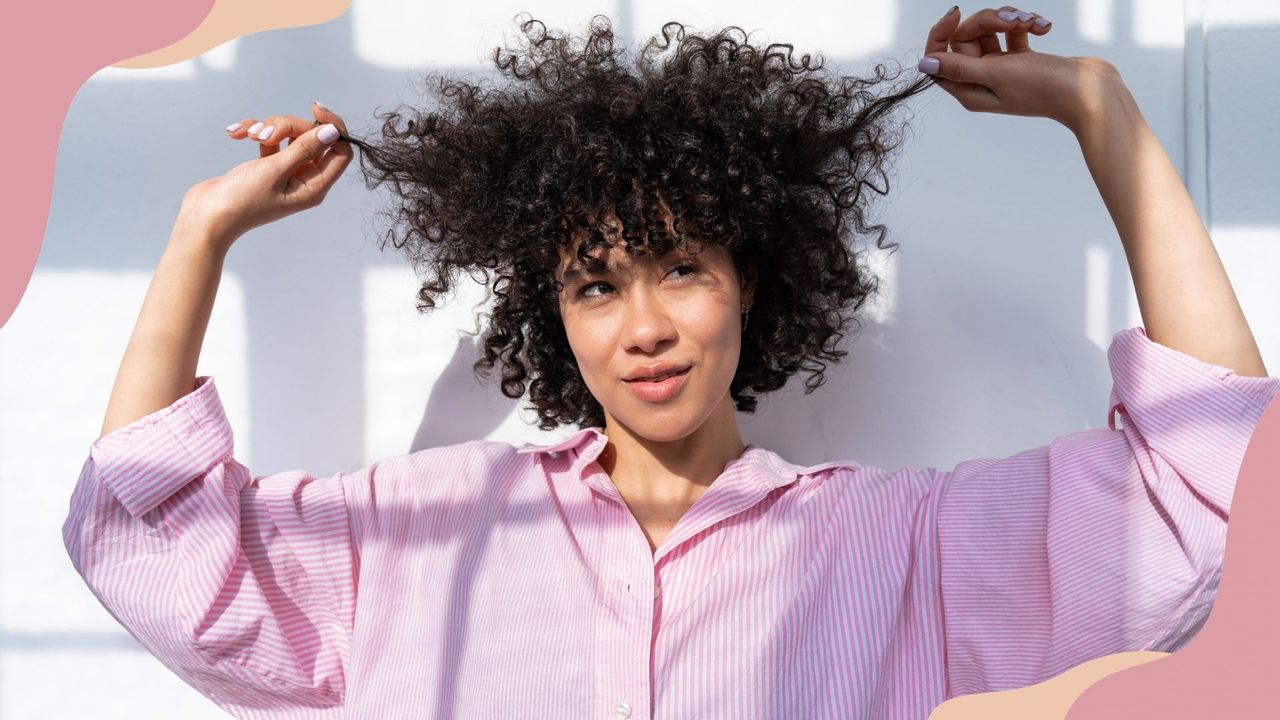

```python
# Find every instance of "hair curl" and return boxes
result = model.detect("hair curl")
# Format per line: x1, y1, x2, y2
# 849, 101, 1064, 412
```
343, 14, 933, 431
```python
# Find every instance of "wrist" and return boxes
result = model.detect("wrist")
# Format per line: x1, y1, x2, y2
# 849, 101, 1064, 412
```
169, 215, 235, 258
1063, 58, 1136, 137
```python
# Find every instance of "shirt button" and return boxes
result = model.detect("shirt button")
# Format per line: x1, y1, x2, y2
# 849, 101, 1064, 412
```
615, 701, 632, 718
653, 583, 661, 598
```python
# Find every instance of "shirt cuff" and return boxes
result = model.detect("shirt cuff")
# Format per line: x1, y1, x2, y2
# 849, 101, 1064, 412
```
1106, 326, 1280, 512
90, 375, 234, 518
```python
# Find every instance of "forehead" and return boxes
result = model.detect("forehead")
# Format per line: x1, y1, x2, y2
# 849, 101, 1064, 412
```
552, 199, 723, 280
555, 239, 710, 279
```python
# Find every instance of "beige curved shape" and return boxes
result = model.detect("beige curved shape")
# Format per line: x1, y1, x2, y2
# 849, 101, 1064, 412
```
113, 0, 351, 68
929, 651, 1169, 719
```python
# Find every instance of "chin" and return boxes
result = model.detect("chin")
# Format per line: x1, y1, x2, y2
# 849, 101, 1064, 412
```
613, 405, 702, 443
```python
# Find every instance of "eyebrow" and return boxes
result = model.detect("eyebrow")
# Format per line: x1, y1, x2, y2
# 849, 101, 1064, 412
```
558, 265, 596, 283
559, 248, 688, 283
559, 262, 624, 283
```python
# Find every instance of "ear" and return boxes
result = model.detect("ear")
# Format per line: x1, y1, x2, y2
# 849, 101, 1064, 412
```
740, 258, 758, 307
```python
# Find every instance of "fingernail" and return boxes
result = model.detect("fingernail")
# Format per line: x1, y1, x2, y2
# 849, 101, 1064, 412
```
1035, 16, 1051, 27
317, 123, 340, 144
998, 10, 1019, 21
314, 100, 331, 112
918, 57, 940, 75
225, 122, 242, 133
258, 125, 275, 141
1015, 10, 1033, 21
942, 5, 958, 19
247, 121, 264, 135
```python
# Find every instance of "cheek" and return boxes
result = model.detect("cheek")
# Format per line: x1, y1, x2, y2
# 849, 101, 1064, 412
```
706, 305, 739, 345
691, 294, 742, 365
562, 313, 614, 377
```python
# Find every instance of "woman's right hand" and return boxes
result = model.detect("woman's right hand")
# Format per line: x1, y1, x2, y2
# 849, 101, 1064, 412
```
175, 101, 353, 247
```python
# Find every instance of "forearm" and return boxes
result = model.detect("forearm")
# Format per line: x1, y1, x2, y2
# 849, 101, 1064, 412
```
1072, 71, 1267, 378
99, 223, 230, 438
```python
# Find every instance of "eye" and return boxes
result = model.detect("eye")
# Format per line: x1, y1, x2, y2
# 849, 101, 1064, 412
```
668, 262, 699, 280
576, 262, 701, 298
578, 281, 613, 299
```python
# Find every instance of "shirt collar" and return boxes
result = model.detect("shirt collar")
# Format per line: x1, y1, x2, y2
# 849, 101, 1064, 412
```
515, 427, 606, 457
516, 427, 845, 490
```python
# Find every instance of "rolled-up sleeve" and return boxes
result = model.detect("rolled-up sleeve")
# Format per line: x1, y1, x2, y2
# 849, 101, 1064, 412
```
63, 376, 359, 718
933, 327, 1280, 698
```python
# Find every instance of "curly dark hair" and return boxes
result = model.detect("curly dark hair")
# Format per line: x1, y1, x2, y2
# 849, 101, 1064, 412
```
342, 14, 933, 431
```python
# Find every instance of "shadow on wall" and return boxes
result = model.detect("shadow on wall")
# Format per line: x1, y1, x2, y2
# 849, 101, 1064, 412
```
41, 3, 1243, 474
24, 3, 1279, 718
410, 333, 519, 450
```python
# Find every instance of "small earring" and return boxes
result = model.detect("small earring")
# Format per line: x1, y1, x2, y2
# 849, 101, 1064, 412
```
740, 303, 751, 331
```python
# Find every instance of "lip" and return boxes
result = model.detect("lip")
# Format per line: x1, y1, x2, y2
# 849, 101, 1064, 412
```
622, 365, 691, 403
623, 363, 692, 382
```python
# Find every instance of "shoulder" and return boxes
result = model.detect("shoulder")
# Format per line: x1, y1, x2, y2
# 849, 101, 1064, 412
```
344, 438, 540, 534
382, 427, 603, 481
755, 449, 944, 545
755, 446, 940, 508
395, 437, 537, 478
347, 437, 539, 505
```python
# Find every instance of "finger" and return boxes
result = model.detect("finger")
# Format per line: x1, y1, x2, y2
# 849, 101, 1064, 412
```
310, 101, 350, 140
919, 51, 996, 105
1007, 10, 1053, 52
950, 7, 1023, 57
925, 5, 962, 55
253, 117, 283, 159
932, 76, 1002, 114
224, 117, 258, 139
975, 33, 1003, 57
272, 122, 345, 181
311, 133, 353, 187
288, 131, 354, 204
255, 115, 314, 144
1002, 8, 1037, 52
229, 118, 275, 159
246, 114, 317, 160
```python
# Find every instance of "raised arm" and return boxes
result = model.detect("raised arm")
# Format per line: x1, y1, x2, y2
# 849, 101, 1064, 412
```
916, 6, 1268, 378
99, 223, 227, 437
100, 103, 350, 437
67, 105, 359, 715
909, 5, 1279, 700
1070, 76, 1267, 377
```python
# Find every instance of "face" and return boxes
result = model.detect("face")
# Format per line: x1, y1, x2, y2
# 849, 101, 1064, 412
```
555, 211, 754, 442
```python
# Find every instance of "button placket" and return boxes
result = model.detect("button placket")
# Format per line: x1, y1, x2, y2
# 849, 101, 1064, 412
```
594, 490, 656, 720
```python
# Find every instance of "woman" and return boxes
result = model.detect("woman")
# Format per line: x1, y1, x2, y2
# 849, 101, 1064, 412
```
65, 7, 1277, 719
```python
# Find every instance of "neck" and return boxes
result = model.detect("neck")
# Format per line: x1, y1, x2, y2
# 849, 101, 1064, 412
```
597, 393, 747, 505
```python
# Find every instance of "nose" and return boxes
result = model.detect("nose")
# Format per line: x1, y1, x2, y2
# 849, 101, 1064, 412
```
621, 284, 677, 354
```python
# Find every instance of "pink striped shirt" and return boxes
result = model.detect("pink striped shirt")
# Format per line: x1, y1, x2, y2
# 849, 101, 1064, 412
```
64, 327, 1279, 719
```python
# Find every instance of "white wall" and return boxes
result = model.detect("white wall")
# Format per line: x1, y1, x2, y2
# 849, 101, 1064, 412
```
1, 1, 1275, 717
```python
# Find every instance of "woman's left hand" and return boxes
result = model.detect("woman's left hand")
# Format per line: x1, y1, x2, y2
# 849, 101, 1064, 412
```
918, 5, 1125, 133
